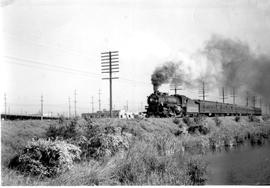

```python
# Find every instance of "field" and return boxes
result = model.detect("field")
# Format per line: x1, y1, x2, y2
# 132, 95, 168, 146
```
1, 116, 270, 185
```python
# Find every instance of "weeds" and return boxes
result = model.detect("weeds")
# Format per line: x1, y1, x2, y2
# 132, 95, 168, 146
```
113, 134, 206, 185
213, 116, 222, 127
173, 118, 180, 125
234, 116, 241, 122
248, 115, 260, 123
186, 156, 207, 185
183, 116, 192, 127
2, 117, 270, 186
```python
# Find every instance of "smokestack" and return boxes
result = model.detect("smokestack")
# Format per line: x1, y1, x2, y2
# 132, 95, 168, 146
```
153, 85, 158, 93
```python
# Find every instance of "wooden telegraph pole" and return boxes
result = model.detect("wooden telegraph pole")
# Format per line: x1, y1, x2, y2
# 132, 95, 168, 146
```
199, 81, 208, 101
220, 87, 228, 103
246, 91, 249, 106
68, 96, 71, 118
74, 89, 77, 117
4, 93, 7, 119
230, 87, 237, 105
91, 96, 94, 113
98, 89, 101, 111
170, 83, 182, 95
41, 94, 43, 120
101, 51, 119, 118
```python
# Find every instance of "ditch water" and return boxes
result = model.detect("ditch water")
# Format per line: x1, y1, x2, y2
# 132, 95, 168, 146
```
205, 140, 270, 185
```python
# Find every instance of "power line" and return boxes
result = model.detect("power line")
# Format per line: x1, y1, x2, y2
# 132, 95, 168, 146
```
5, 56, 100, 76
5, 56, 151, 86
5, 32, 94, 60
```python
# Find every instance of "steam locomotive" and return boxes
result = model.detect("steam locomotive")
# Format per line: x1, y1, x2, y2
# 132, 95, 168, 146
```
146, 90, 262, 117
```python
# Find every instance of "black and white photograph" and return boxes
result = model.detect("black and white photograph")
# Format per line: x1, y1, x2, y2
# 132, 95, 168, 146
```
1, 0, 270, 185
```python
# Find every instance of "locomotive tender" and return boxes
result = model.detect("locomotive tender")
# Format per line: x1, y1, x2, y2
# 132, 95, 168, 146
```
146, 90, 262, 117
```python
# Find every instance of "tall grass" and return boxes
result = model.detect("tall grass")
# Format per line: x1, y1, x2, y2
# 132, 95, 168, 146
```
2, 116, 270, 185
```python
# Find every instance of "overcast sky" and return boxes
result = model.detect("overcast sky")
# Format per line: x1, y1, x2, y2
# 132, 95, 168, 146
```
1, 0, 270, 115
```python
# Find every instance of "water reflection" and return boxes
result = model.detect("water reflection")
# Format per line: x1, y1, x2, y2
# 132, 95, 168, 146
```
206, 140, 270, 185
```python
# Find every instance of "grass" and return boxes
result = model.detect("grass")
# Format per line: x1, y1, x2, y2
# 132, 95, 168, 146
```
1, 116, 270, 185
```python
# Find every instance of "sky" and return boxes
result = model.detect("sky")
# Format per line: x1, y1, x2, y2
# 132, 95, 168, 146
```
1, 0, 270, 115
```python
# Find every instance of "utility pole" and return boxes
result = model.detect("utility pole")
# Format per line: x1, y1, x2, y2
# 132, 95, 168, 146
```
4, 93, 6, 119
68, 97, 71, 118
220, 87, 228, 103
41, 95, 43, 120
230, 87, 237, 105
98, 89, 101, 111
199, 81, 208, 101
126, 101, 128, 111
101, 51, 119, 118
170, 83, 182, 95
246, 91, 249, 107
91, 96, 94, 113
252, 96, 256, 108
74, 89, 77, 117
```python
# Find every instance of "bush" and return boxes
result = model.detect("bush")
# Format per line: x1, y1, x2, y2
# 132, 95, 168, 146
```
173, 118, 180, 125
193, 116, 203, 125
234, 116, 240, 122
8, 138, 81, 178
183, 116, 192, 127
248, 115, 260, 122
187, 125, 209, 135
186, 156, 207, 185
46, 118, 86, 139
213, 116, 222, 127
262, 114, 270, 121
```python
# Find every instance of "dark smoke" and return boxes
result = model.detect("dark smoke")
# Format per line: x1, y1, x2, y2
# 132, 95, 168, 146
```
151, 61, 188, 91
203, 34, 270, 103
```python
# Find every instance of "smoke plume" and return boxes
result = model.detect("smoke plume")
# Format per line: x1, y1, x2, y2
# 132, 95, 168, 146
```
151, 61, 190, 91
203, 34, 270, 103
151, 34, 270, 104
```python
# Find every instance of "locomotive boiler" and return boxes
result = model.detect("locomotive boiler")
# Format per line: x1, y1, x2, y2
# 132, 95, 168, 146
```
146, 90, 262, 117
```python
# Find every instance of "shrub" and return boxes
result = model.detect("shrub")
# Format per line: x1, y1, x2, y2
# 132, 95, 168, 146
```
178, 123, 184, 129
46, 118, 85, 139
185, 156, 207, 185
248, 115, 260, 122
262, 114, 270, 121
183, 116, 192, 127
213, 116, 222, 127
173, 118, 180, 125
234, 116, 240, 122
8, 138, 81, 178
68, 126, 130, 161
193, 116, 203, 125
187, 125, 209, 135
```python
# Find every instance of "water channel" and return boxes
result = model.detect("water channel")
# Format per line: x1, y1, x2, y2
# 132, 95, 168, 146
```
205, 140, 270, 185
